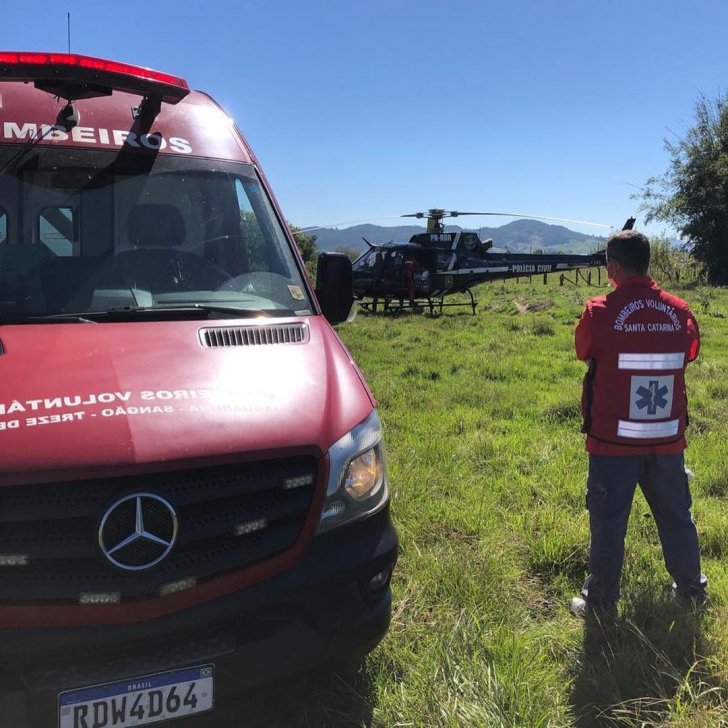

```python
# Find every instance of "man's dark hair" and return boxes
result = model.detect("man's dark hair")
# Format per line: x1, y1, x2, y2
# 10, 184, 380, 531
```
606, 229, 650, 275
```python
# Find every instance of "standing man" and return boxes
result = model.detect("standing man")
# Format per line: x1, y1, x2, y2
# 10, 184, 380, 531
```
403, 255, 417, 306
571, 229, 707, 616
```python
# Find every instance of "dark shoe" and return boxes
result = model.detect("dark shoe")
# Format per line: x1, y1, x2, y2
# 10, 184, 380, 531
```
673, 589, 708, 611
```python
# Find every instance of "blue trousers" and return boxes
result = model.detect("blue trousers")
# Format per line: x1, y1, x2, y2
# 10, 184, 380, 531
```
582, 452, 707, 608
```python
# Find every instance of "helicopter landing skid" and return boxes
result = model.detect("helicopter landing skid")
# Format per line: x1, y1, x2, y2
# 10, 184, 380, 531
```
427, 288, 478, 315
359, 289, 478, 316
358, 297, 420, 314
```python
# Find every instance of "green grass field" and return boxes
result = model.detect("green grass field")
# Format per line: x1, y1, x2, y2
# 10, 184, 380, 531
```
219, 275, 728, 727
325, 277, 728, 728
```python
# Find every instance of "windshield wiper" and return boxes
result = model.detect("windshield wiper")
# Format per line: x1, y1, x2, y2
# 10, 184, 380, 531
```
0, 313, 97, 324
103, 304, 275, 318
0, 304, 292, 325
64, 304, 283, 321
158, 304, 274, 317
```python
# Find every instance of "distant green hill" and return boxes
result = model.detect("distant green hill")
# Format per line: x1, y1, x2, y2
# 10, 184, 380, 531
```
311, 218, 607, 255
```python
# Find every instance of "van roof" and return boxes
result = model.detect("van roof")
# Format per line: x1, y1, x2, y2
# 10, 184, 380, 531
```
0, 79, 253, 164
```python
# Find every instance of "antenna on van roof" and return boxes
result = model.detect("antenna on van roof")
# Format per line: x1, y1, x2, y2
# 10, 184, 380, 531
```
67, 12, 71, 54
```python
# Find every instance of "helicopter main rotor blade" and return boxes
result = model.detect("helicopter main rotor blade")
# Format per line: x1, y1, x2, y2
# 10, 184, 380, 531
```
400, 210, 611, 228
290, 215, 404, 235
447, 212, 612, 228
292, 211, 614, 235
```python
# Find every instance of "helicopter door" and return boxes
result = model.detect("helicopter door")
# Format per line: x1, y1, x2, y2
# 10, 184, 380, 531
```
378, 251, 405, 294
352, 249, 383, 296
411, 252, 434, 295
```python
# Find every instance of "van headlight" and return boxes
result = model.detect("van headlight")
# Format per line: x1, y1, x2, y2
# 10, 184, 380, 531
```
317, 410, 389, 534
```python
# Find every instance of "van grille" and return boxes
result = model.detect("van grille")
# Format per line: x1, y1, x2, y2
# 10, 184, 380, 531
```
200, 323, 308, 348
0, 458, 317, 605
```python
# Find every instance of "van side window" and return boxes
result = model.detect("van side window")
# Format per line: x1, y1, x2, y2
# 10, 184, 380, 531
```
234, 179, 267, 272
39, 207, 77, 257
0, 208, 6, 245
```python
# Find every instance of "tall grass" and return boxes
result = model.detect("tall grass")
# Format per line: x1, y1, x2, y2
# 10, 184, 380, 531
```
337, 277, 728, 727
214, 276, 728, 727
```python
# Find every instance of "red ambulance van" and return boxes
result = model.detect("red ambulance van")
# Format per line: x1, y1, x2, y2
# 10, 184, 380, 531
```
0, 53, 397, 727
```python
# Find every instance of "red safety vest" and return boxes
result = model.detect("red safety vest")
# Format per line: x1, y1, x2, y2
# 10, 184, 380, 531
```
578, 277, 699, 452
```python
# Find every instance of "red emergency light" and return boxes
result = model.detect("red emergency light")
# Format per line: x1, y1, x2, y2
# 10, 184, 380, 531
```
0, 52, 190, 104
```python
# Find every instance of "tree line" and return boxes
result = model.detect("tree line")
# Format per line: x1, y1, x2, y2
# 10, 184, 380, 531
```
289, 225, 358, 280
636, 92, 728, 285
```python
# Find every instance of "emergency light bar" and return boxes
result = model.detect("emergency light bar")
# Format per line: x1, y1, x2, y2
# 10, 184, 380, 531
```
0, 52, 190, 104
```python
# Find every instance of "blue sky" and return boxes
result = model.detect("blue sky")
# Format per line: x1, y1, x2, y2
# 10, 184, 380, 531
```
3, 0, 726, 238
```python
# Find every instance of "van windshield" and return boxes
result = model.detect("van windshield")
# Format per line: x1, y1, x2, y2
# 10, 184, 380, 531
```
0, 147, 312, 320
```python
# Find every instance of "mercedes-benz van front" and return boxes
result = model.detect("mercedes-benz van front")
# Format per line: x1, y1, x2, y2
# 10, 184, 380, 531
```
0, 53, 397, 728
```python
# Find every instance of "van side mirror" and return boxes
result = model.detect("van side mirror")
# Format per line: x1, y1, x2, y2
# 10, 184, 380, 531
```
315, 252, 355, 324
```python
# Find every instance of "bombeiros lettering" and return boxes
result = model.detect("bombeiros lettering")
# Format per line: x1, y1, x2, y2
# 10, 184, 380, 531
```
645, 298, 682, 330
2, 121, 192, 154
0, 388, 276, 419
3, 121, 36, 139
613, 297, 682, 332
613, 299, 645, 330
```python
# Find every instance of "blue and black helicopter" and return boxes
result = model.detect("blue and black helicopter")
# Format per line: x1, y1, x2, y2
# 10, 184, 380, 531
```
349, 209, 634, 314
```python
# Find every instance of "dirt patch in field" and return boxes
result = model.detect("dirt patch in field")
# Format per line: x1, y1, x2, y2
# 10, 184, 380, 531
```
514, 299, 555, 314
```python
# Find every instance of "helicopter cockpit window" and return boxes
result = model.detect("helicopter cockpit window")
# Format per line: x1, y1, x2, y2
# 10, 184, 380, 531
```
354, 250, 374, 270
436, 251, 457, 272
368, 251, 384, 269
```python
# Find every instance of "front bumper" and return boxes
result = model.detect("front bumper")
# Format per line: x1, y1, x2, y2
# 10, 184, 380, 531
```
0, 506, 398, 727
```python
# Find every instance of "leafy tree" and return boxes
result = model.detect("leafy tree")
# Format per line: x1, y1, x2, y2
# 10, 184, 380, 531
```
648, 235, 705, 287
636, 93, 728, 284
289, 225, 319, 279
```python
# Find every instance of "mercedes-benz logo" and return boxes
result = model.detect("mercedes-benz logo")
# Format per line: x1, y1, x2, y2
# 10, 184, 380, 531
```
98, 493, 178, 571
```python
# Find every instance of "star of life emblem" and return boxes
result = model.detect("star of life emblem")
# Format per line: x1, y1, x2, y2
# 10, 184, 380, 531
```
629, 375, 674, 420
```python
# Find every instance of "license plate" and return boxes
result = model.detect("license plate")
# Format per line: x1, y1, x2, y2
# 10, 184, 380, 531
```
58, 665, 214, 728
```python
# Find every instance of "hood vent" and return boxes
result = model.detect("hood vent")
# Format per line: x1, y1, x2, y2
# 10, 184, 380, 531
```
200, 323, 309, 348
